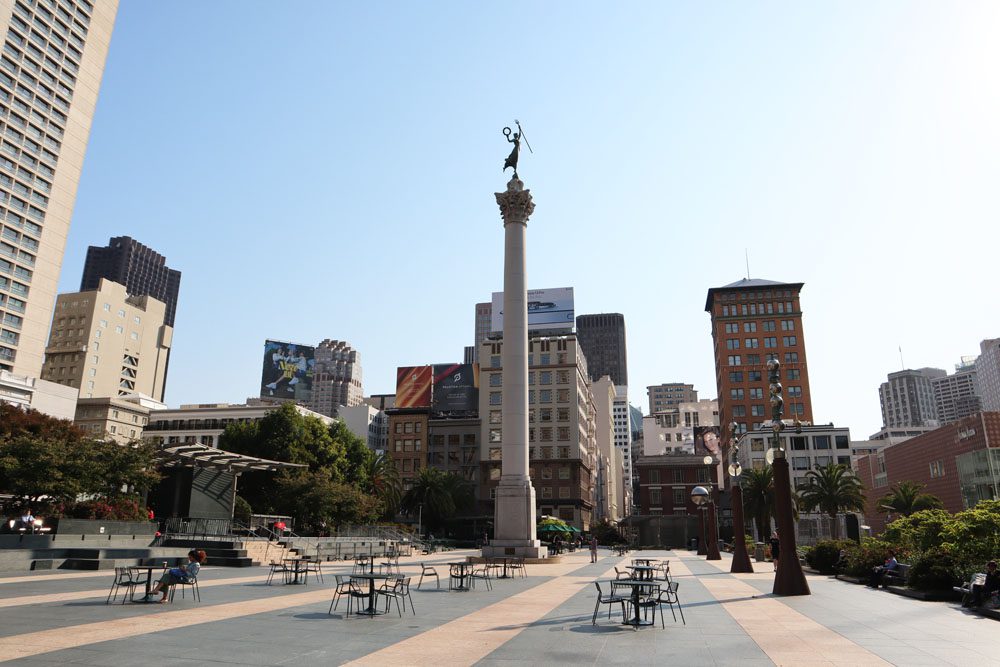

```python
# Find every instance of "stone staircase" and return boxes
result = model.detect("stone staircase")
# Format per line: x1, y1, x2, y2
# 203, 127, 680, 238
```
242, 539, 292, 566
161, 538, 253, 567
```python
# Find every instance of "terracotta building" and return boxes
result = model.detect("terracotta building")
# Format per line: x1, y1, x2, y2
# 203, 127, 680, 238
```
855, 412, 1000, 534
704, 278, 814, 444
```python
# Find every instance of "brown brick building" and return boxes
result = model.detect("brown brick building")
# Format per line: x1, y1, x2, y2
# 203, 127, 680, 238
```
855, 412, 1000, 533
634, 454, 720, 516
705, 279, 814, 444
387, 409, 429, 491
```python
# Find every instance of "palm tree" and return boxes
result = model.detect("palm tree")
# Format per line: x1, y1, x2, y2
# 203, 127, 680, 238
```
741, 466, 775, 541
362, 453, 402, 518
879, 481, 943, 516
401, 467, 469, 532
798, 463, 866, 539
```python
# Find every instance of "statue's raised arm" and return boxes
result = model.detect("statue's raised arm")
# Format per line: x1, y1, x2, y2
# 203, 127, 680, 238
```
503, 126, 520, 176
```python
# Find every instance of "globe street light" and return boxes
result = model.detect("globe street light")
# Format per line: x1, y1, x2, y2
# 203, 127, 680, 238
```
767, 358, 810, 596
691, 485, 709, 555
728, 422, 754, 573
691, 484, 721, 560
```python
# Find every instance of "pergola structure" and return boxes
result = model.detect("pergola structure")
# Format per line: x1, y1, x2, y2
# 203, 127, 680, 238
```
157, 443, 306, 473
151, 443, 305, 522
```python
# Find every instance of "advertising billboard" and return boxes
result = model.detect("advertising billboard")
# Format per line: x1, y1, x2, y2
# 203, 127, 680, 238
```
490, 287, 574, 334
693, 425, 722, 459
432, 363, 479, 414
261, 340, 316, 402
395, 365, 433, 408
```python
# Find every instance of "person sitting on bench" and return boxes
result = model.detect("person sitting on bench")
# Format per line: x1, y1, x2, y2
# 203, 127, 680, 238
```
142, 550, 205, 603
967, 561, 999, 607
868, 551, 898, 588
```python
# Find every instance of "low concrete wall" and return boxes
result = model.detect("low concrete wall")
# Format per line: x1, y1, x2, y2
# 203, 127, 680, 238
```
52, 518, 156, 536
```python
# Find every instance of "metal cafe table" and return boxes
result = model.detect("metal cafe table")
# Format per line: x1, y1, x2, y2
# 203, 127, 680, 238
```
350, 573, 392, 615
614, 579, 658, 628
283, 557, 311, 584
631, 558, 655, 566
492, 557, 515, 579
449, 562, 472, 591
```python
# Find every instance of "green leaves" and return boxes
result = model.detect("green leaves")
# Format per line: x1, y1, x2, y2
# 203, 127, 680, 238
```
400, 467, 473, 532
880, 481, 943, 516
798, 463, 865, 539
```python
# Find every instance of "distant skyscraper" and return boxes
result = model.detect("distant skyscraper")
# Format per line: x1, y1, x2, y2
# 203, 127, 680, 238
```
977, 339, 1000, 413
705, 278, 814, 438
473, 302, 492, 362
647, 383, 698, 415
575, 313, 628, 386
81, 236, 181, 327
931, 361, 981, 425
879, 368, 946, 428
307, 339, 363, 417
0, 1, 120, 378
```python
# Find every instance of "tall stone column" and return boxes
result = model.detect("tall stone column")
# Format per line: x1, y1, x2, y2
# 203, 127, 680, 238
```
483, 176, 546, 559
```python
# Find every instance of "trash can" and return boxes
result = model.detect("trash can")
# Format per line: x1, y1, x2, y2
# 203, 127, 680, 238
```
689, 537, 699, 551
754, 542, 766, 562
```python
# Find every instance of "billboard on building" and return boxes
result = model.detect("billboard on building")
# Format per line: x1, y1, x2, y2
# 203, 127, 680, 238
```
490, 287, 574, 334
432, 363, 479, 414
396, 366, 433, 408
693, 425, 722, 459
261, 340, 316, 402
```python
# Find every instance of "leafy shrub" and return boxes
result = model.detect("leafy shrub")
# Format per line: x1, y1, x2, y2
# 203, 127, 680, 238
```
882, 509, 951, 553
233, 496, 252, 523
844, 538, 900, 578
60, 495, 147, 522
907, 547, 961, 591
806, 540, 855, 574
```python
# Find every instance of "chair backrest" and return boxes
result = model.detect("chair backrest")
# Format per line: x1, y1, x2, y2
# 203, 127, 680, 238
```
421, 562, 436, 573
668, 581, 679, 593
335, 574, 349, 585
113, 566, 130, 582
399, 577, 411, 591
972, 572, 986, 586
594, 581, 604, 597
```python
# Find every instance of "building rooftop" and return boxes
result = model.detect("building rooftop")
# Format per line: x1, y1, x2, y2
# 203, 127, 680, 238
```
704, 278, 804, 312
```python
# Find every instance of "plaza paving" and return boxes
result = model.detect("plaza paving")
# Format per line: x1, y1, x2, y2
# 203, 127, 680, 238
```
0, 548, 997, 666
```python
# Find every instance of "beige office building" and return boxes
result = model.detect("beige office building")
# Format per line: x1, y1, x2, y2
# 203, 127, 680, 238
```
41, 278, 171, 400
74, 393, 163, 444
479, 334, 598, 530
0, 0, 119, 379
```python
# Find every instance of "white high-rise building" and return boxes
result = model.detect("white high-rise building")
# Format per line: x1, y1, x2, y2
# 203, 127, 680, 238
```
612, 386, 633, 506
977, 339, 1000, 413
930, 360, 981, 425
879, 368, 946, 428
0, 0, 119, 381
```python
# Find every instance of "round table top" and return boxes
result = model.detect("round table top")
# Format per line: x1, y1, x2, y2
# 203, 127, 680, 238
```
448, 562, 471, 566
629, 565, 655, 571
613, 579, 659, 586
350, 573, 391, 579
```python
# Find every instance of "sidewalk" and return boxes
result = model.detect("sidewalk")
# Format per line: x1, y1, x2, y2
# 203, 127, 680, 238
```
0, 548, 996, 666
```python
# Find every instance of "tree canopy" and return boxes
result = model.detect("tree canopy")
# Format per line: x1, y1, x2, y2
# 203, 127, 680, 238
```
879, 481, 943, 517
798, 462, 866, 539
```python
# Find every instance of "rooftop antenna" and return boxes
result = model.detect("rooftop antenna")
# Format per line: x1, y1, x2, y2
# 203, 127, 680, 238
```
745, 249, 750, 279
899, 345, 905, 370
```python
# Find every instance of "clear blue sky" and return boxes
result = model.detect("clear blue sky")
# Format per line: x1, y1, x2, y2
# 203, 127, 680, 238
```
58, 1, 1000, 437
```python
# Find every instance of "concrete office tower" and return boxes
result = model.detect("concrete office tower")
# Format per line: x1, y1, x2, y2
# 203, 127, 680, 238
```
0, 0, 119, 377
931, 360, 981, 425
81, 236, 181, 326
647, 383, 697, 415
879, 367, 946, 428
308, 338, 362, 417
705, 279, 814, 438
576, 313, 628, 386
41, 278, 171, 400
592, 376, 622, 522
472, 302, 492, 362
483, 175, 544, 559
977, 339, 1000, 412
612, 385, 633, 495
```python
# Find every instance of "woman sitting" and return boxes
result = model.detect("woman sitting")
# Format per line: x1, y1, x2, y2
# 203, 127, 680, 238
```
142, 550, 206, 603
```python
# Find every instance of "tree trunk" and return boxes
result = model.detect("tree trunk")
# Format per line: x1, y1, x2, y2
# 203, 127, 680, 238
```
829, 512, 838, 540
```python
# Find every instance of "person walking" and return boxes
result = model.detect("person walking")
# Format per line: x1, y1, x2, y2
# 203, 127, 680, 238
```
769, 530, 780, 572
589, 536, 598, 563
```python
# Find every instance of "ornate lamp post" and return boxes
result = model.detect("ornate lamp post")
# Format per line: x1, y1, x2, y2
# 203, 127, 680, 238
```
767, 358, 810, 596
691, 485, 721, 560
728, 421, 754, 573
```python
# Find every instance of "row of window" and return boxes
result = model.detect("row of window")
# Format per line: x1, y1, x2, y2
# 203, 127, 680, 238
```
721, 302, 795, 317
724, 336, 798, 349
723, 320, 796, 334
489, 389, 574, 405
488, 369, 573, 387
727, 352, 799, 366
718, 289, 793, 301
487, 352, 569, 368
729, 369, 801, 382
648, 488, 689, 507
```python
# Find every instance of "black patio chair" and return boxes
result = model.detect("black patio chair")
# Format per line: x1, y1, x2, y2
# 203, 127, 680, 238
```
418, 562, 439, 589
592, 581, 630, 625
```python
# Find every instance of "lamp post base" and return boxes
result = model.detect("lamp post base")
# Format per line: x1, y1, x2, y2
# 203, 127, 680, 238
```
729, 485, 754, 573
771, 457, 811, 596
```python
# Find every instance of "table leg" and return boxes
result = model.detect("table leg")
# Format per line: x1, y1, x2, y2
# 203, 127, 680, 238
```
368, 579, 376, 613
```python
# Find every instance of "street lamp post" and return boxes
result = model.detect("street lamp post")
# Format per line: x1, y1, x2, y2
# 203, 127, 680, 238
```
691, 485, 721, 560
728, 421, 754, 573
767, 358, 810, 596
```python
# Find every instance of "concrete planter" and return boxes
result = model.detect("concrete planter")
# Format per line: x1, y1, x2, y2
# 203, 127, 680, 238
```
51, 518, 156, 536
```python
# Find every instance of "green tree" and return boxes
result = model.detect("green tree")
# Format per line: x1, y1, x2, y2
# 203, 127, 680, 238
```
798, 463, 866, 539
276, 471, 381, 534
336, 420, 373, 483
400, 467, 471, 533
882, 509, 951, 552
741, 466, 774, 540
879, 481, 943, 517
362, 453, 402, 519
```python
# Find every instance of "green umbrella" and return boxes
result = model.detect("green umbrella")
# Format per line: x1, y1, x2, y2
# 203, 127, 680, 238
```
566, 526, 581, 533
